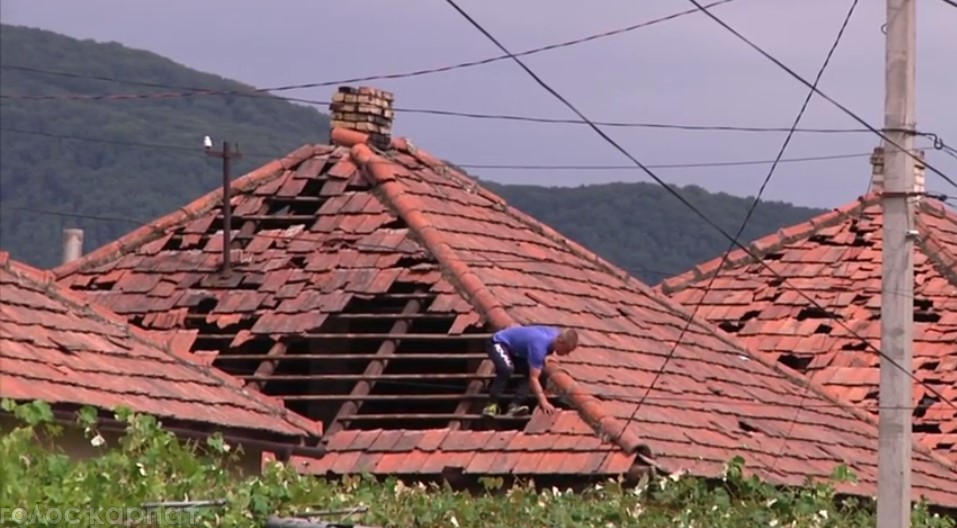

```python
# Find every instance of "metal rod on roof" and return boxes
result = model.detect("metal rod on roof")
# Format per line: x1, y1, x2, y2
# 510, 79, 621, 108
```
204, 138, 242, 276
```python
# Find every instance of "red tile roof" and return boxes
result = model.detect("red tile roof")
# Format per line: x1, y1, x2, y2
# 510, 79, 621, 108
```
52, 127, 957, 505
0, 252, 321, 451
659, 194, 957, 465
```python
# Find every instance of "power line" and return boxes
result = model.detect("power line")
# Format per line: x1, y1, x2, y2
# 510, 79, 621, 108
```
937, 0, 957, 9
0, 126, 892, 171
439, 0, 957, 426
684, 0, 957, 192
0, 65, 875, 135
742, 0, 860, 473
0, 0, 737, 103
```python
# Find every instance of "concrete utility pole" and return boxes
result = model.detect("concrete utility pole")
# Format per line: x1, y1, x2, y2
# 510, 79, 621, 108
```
204, 139, 242, 275
878, 0, 916, 526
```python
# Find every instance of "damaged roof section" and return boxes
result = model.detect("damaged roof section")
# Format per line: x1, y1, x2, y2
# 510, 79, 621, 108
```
55, 143, 506, 435
52, 86, 957, 504
659, 193, 957, 464
0, 252, 321, 453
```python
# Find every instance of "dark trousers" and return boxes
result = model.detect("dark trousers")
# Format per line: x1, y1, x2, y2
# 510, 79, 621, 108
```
487, 339, 531, 407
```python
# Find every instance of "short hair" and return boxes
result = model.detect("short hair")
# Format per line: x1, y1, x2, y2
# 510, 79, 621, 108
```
557, 328, 578, 348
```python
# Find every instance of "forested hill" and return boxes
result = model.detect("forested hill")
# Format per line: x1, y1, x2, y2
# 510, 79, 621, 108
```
0, 24, 825, 283
488, 182, 824, 284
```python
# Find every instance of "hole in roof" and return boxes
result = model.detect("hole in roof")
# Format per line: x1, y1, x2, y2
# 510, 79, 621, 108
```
718, 321, 744, 333
922, 361, 940, 371
797, 306, 840, 320
738, 420, 760, 434
912, 395, 939, 419
161, 228, 185, 251
379, 218, 407, 230
840, 341, 869, 351
914, 312, 942, 323
808, 234, 833, 244
763, 252, 785, 261
193, 297, 219, 314
221, 280, 520, 433
740, 310, 761, 322
769, 278, 784, 287
851, 294, 870, 305
813, 323, 833, 335
914, 422, 942, 434
778, 354, 813, 372
913, 297, 941, 323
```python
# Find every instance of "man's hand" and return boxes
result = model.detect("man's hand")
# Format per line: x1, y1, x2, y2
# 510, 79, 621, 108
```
539, 401, 557, 414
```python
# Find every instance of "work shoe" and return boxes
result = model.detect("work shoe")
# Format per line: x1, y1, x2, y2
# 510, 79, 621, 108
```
482, 403, 500, 416
506, 404, 530, 416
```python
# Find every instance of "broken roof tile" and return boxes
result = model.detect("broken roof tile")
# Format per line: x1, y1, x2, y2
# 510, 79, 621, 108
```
49, 129, 957, 506
0, 253, 320, 448
660, 195, 957, 466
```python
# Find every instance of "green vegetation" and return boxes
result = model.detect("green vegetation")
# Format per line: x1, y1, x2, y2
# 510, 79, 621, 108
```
3, 399, 954, 528
0, 24, 826, 282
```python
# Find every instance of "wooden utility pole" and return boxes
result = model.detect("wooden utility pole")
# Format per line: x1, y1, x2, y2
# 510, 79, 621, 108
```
205, 140, 242, 275
878, 0, 916, 526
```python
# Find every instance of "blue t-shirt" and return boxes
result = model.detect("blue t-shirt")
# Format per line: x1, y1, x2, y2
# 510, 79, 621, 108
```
492, 325, 560, 370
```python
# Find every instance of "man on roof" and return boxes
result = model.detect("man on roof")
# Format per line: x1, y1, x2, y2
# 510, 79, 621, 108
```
483, 325, 579, 417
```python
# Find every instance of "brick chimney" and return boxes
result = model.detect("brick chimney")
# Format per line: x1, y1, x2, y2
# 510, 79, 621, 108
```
329, 86, 395, 150
868, 146, 926, 202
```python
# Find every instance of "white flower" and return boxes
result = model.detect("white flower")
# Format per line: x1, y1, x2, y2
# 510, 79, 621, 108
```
90, 434, 105, 447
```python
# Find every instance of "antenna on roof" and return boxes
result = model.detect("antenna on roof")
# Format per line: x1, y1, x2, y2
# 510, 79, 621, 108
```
203, 137, 242, 276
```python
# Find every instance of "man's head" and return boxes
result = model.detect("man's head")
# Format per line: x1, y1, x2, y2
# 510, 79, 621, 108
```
552, 328, 579, 356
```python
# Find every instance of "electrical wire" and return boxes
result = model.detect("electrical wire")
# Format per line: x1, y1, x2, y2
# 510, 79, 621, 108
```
739, 0, 860, 472
438, 0, 957, 422
0, 126, 891, 171
684, 0, 957, 192
0, 0, 737, 103
0, 65, 874, 135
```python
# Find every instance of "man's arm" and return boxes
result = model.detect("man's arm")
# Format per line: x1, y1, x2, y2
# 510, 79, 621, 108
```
528, 366, 556, 414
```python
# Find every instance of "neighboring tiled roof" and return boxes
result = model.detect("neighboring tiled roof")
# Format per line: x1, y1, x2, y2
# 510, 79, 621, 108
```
659, 194, 957, 464
53, 127, 957, 506
0, 252, 321, 450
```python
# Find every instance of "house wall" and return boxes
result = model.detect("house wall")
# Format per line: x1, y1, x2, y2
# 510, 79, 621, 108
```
0, 416, 263, 477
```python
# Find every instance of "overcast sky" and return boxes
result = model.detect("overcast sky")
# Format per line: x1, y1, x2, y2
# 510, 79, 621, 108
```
2, 0, 954, 209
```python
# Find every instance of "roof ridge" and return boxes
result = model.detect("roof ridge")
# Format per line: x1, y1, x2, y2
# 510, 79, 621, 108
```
916, 199, 957, 289
51, 145, 319, 279
338, 133, 648, 457
2, 255, 321, 440
658, 193, 881, 296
